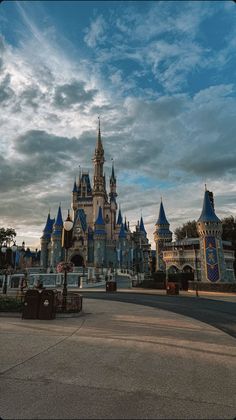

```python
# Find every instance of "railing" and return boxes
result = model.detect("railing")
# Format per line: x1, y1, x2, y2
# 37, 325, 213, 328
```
163, 250, 199, 259
56, 292, 83, 313
0, 273, 82, 291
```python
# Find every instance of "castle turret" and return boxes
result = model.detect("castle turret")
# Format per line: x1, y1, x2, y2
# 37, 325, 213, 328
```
117, 222, 126, 268
197, 189, 226, 282
92, 118, 106, 223
51, 205, 63, 268
40, 212, 55, 269
116, 207, 122, 225
94, 206, 106, 267
72, 179, 78, 214
139, 216, 147, 237
109, 161, 118, 237
154, 200, 172, 271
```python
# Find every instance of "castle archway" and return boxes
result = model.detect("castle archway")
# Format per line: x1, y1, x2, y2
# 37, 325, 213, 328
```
70, 254, 84, 267
182, 265, 193, 273
168, 265, 179, 273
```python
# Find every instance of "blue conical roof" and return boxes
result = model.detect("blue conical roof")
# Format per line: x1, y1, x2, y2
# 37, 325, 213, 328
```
43, 213, 55, 232
156, 201, 169, 225
94, 207, 106, 235
110, 162, 116, 182
72, 180, 77, 193
119, 223, 126, 239
198, 190, 221, 223
43, 213, 50, 231
124, 217, 128, 231
117, 208, 122, 225
140, 216, 147, 234
55, 206, 63, 227
43, 213, 55, 239
95, 206, 105, 225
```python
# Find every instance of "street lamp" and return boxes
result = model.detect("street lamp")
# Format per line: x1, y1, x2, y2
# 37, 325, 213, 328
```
62, 210, 73, 310
11, 242, 17, 271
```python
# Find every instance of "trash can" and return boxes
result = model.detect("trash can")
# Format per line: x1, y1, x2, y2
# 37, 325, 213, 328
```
38, 290, 56, 320
106, 281, 117, 292
22, 290, 40, 319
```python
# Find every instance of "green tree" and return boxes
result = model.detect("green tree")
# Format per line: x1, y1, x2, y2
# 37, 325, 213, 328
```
222, 216, 236, 243
0, 228, 17, 246
174, 220, 198, 240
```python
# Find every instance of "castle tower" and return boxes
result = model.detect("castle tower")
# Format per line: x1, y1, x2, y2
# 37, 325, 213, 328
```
94, 206, 106, 267
197, 189, 226, 282
154, 200, 172, 271
139, 216, 149, 273
72, 178, 78, 215
51, 205, 63, 268
40, 213, 55, 269
118, 222, 127, 268
109, 161, 118, 237
92, 118, 106, 223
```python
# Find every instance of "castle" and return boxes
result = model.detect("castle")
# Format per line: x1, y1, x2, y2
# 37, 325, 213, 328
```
40, 121, 150, 273
154, 192, 235, 282
40, 121, 235, 283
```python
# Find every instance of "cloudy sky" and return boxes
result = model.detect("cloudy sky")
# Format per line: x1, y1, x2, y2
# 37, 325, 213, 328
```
0, 0, 236, 249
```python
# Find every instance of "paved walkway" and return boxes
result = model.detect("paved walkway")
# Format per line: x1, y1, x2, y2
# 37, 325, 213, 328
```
0, 299, 236, 419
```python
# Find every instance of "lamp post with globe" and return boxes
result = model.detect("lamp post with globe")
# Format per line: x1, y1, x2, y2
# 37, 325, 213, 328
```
62, 210, 73, 310
1, 243, 7, 294
11, 242, 17, 271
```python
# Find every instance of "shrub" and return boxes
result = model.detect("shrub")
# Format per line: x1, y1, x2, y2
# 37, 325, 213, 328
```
0, 296, 24, 312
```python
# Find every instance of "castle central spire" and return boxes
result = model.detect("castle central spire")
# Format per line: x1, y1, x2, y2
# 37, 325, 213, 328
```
93, 117, 105, 189
95, 116, 104, 155
92, 118, 106, 222
96, 116, 103, 151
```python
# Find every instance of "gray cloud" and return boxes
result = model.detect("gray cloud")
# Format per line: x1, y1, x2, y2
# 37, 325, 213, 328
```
0, 74, 14, 104
20, 86, 44, 110
177, 107, 236, 177
14, 129, 78, 156
0, 130, 81, 194
179, 154, 236, 177
0, 128, 102, 197
53, 81, 97, 108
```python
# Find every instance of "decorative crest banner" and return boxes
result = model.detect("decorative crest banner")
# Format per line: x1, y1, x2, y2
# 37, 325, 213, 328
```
204, 236, 220, 282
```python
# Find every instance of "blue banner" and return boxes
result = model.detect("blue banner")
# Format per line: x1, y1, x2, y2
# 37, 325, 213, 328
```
204, 236, 220, 282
